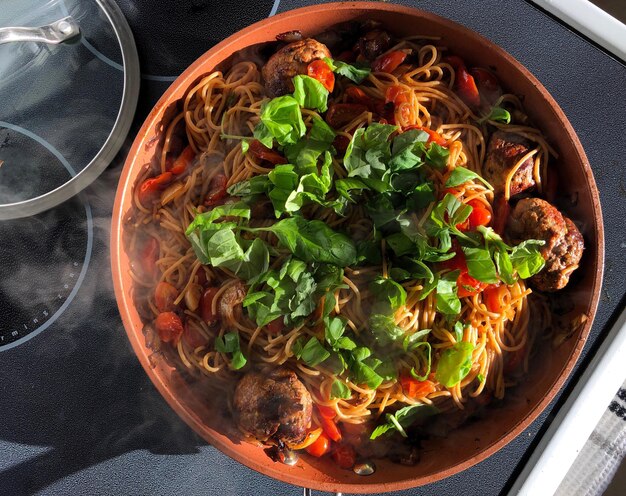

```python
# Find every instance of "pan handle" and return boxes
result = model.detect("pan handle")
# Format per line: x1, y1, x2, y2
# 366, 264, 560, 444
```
303, 488, 342, 496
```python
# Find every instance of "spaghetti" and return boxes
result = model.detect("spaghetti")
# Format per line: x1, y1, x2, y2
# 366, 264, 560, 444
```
125, 31, 557, 463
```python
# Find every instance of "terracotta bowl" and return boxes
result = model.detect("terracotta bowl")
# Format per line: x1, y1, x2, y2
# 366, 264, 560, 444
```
111, 2, 604, 493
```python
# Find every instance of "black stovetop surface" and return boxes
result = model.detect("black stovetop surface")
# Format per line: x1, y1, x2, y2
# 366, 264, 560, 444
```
1, 1, 625, 495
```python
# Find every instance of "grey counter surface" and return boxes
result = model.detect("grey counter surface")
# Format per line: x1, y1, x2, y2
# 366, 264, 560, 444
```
1, 0, 625, 495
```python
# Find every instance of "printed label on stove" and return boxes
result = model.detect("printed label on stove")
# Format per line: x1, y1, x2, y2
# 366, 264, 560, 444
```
0, 197, 93, 350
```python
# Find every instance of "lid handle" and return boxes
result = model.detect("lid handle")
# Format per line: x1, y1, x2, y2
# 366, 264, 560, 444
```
0, 16, 80, 45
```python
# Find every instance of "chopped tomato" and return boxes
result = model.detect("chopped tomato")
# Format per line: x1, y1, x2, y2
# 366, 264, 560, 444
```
155, 281, 178, 312
183, 321, 208, 349
403, 124, 447, 146
155, 312, 184, 344
400, 375, 436, 399
332, 135, 351, 154
138, 171, 173, 205
248, 140, 288, 165
169, 145, 195, 175
204, 174, 228, 206
307, 59, 335, 92
441, 243, 489, 297
457, 271, 488, 297
442, 186, 465, 199
483, 284, 509, 313
332, 444, 356, 469
345, 86, 375, 109
266, 317, 285, 334
492, 194, 511, 235
139, 237, 159, 277
467, 200, 492, 229
306, 433, 331, 457
385, 85, 410, 105
200, 287, 220, 323
469, 67, 502, 105
372, 50, 407, 73
325, 103, 369, 128
445, 55, 480, 109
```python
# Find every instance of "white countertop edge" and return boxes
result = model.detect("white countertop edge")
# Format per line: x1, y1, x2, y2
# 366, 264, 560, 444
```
508, 306, 626, 496
530, 0, 626, 61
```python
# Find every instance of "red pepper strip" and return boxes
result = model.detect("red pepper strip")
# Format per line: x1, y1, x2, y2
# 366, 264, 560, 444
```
169, 145, 195, 175
469, 67, 502, 105
400, 375, 436, 399
372, 50, 407, 73
204, 174, 228, 206
248, 140, 288, 165
445, 55, 481, 109
137, 171, 173, 205
307, 59, 335, 92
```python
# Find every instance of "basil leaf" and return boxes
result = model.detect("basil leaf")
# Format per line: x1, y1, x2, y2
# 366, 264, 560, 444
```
284, 117, 336, 168
424, 142, 449, 170
488, 106, 511, 123
324, 57, 371, 83
344, 123, 397, 179
226, 175, 270, 198
445, 166, 494, 190
256, 216, 357, 266
510, 240, 546, 278
494, 249, 515, 285
258, 95, 306, 146
253, 122, 274, 148
370, 404, 439, 440
370, 277, 407, 309
436, 270, 461, 315
331, 379, 352, 399
368, 314, 404, 347
295, 337, 331, 367
215, 332, 247, 370
406, 181, 436, 210
335, 177, 368, 202
453, 321, 465, 342
403, 328, 432, 351
370, 422, 396, 440
462, 246, 499, 283
241, 140, 250, 154
435, 341, 474, 387
389, 130, 429, 171
292, 74, 329, 112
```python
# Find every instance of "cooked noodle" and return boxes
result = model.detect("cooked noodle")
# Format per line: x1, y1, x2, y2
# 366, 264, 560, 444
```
126, 39, 550, 434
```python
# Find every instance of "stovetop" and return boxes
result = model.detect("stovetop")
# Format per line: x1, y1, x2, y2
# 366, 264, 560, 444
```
1, 0, 625, 495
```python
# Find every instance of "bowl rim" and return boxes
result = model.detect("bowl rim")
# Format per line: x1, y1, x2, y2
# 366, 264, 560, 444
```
111, 2, 605, 492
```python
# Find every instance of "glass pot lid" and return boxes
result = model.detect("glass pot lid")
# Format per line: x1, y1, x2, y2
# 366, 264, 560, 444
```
0, 0, 139, 220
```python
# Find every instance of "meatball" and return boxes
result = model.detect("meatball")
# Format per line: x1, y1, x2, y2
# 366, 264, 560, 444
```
507, 198, 584, 291
357, 29, 392, 60
233, 368, 312, 445
262, 38, 331, 97
483, 131, 536, 196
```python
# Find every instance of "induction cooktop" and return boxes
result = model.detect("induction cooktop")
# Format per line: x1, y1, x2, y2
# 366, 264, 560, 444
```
1, 1, 625, 495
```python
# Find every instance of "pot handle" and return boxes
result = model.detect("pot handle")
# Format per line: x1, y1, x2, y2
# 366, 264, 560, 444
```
303, 489, 342, 496
0, 16, 80, 45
